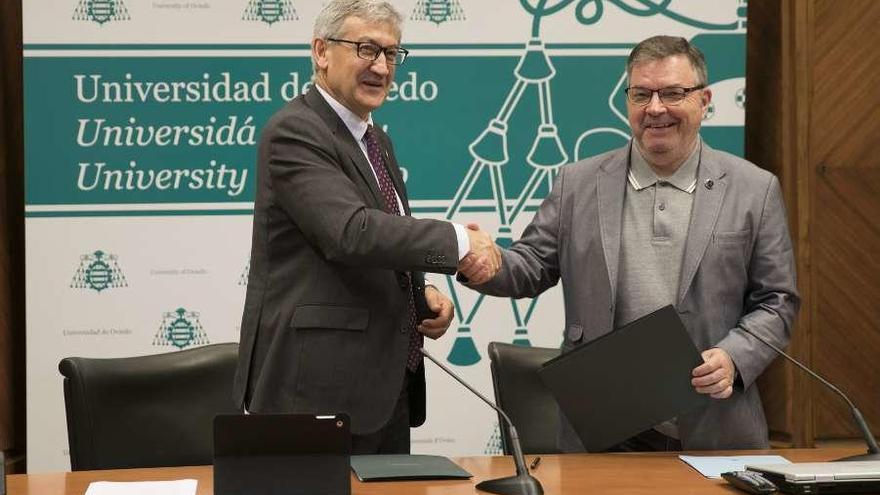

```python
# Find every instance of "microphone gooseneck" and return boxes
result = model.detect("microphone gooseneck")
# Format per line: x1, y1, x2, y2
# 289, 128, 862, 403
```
740, 327, 880, 461
421, 348, 544, 495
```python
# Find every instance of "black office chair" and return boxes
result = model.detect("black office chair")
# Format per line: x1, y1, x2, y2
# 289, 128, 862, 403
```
487, 341, 562, 455
59, 342, 240, 471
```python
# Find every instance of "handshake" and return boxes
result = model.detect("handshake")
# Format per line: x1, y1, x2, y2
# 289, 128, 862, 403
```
458, 223, 502, 285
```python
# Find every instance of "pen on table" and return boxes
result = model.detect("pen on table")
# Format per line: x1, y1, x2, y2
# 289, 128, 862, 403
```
529, 456, 541, 470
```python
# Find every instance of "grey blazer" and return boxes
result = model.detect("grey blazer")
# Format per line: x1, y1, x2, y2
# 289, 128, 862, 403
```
473, 141, 799, 450
233, 89, 459, 435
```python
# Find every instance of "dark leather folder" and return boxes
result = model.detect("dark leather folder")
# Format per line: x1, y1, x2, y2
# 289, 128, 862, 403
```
350, 454, 472, 481
214, 413, 351, 495
538, 305, 709, 452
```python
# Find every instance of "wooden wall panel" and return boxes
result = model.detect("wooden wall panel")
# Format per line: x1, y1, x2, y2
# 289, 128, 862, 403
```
811, 1, 880, 168
810, 0, 880, 440
813, 169, 880, 438
748, 0, 880, 447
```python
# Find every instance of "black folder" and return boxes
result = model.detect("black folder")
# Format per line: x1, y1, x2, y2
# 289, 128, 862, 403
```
214, 413, 351, 495
537, 305, 709, 452
350, 454, 472, 481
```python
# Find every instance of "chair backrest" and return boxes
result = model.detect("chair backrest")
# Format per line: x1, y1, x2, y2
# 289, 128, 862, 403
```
488, 342, 562, 455
59, 342, 240, 471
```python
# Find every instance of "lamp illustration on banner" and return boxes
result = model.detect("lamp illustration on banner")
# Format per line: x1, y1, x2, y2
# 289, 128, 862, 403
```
444, 32, 565, 366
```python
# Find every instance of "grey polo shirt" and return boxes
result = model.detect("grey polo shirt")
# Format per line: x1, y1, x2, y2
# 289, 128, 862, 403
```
615, 139, 700, 329
615, 139, 701, 440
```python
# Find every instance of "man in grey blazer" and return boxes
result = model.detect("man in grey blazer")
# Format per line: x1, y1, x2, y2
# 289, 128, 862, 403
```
461, 36, 799, 451
234, 0, 499, 454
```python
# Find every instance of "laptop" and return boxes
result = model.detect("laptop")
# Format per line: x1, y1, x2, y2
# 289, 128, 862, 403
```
537, 305, 709, 452
214, 413, 351, 495
746, 461, 880, 494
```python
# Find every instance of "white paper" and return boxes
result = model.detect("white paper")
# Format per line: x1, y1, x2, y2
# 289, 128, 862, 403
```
679, 455, 791, 478
84, 479, 197, 495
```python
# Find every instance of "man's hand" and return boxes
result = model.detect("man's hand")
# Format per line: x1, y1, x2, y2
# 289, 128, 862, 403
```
691, 347, 736, 399
458, 223, 501, 285
417, 285, 454, 339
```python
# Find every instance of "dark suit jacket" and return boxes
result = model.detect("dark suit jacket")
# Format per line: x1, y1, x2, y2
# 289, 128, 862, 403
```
233, 88, 459, 435
472, 141, 800, 450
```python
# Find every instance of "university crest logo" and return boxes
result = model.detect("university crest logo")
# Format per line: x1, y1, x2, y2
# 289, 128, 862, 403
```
73, 0, 131, 26
70, 250, 128, 293
411, 0, 465, 26
242, 0, 298, 26
153, 307, 210, 349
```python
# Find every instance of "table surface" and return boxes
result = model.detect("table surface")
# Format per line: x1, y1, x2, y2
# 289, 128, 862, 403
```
6, 448, 865, 495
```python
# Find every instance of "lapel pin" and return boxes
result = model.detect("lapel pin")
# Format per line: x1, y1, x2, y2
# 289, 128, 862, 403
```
705, 179, 714, 190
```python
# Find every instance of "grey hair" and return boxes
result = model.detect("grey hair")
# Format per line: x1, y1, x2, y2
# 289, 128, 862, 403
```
626, 35, 708, 86
311, 0, 404, 77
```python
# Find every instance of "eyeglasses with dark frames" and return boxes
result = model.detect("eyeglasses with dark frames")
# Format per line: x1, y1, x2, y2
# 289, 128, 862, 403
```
326, 38, 409, 66
624, 85, 706, 106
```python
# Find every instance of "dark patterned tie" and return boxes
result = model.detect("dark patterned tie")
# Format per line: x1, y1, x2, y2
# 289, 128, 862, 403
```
362, 125, 422, 372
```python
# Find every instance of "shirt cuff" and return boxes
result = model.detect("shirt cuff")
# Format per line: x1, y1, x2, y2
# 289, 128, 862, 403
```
452, 223, 469, 261
423, 274, 442, 288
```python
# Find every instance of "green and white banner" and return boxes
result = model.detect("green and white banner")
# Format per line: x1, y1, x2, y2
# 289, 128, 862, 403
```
24, 0, 747, 472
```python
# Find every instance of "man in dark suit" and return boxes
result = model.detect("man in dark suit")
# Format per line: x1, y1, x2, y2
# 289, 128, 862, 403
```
461, 36, 799, 451
233, 0, 499, 454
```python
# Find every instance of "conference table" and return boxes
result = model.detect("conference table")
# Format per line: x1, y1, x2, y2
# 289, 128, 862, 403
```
6, 447, 863, 494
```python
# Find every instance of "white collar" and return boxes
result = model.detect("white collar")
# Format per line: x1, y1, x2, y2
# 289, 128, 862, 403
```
315, 84, 373, 141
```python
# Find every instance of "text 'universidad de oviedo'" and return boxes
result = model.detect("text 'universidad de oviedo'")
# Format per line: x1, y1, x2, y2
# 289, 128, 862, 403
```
71, 71, 439, 198
74, 71, 439, 104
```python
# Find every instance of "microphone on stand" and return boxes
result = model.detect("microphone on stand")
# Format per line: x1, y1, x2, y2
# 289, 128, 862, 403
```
740, 327, 880, 461
421, 348, 543, 495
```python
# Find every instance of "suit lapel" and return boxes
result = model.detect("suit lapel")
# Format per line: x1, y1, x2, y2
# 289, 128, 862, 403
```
342, 135, 387, 210
598, 146, 630, 302
304, 89, 385, 209
678, 143, 728, 304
